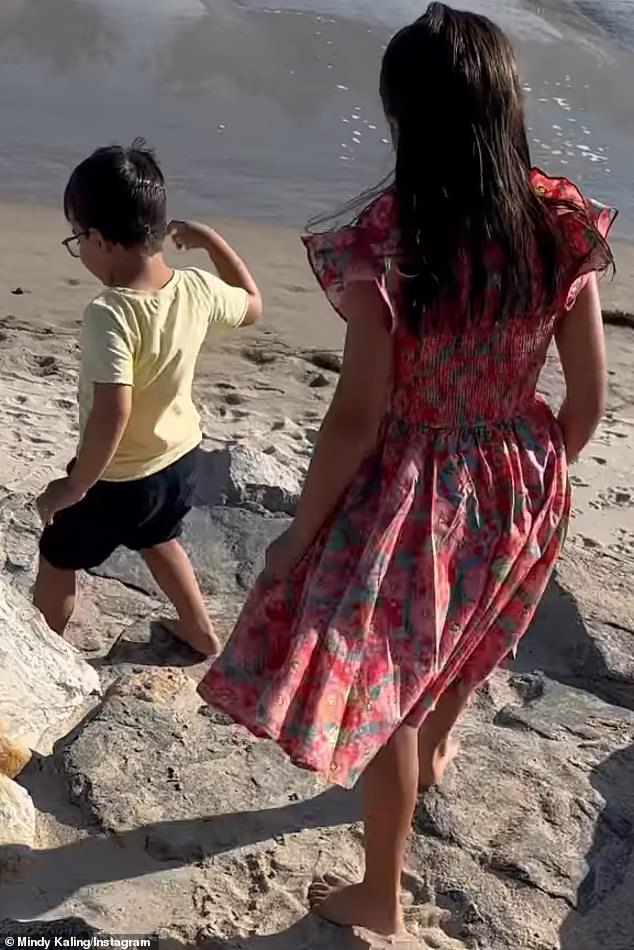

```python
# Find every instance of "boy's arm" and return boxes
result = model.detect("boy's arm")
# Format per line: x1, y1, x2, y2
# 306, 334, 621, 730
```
168, 220, 262, 326
37, 385, 132, 525
37, 302, 134, 526
70, 384, 132, 493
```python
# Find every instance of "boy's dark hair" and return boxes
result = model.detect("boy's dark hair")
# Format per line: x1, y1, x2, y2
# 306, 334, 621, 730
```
64, 138, 167, 253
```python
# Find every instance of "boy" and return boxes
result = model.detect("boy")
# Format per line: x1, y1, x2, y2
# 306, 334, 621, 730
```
35, 140, 262, 656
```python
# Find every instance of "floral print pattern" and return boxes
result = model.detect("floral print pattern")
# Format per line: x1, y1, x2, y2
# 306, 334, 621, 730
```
199, 171, 616, 788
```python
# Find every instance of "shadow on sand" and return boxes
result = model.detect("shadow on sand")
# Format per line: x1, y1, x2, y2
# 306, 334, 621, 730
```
0, 785, 359, 921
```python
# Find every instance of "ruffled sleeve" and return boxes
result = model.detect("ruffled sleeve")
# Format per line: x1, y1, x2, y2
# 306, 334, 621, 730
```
530, 169, 617, 311
302, 190, 401, 328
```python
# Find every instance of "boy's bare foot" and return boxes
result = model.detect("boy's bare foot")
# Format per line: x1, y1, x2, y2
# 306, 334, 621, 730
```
308, 875, 404, 936
418, 736, 460, 790
157, 616, 221, 658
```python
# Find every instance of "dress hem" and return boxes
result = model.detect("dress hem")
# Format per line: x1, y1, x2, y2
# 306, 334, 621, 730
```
197, 679, 349, 788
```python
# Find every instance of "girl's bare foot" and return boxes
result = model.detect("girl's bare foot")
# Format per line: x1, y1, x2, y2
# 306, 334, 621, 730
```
158, 616, 221, 658
308, 874, 404, 936
418, 736, 460, 790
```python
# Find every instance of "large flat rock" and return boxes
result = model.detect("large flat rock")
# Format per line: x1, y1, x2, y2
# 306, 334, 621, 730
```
0, 776, 35, 849
0, 575, 100, 753
408, 674, 634, 949
0, 774, 35, 881
94, 506, 288, 601
515, 567, 634, 712
56, 671, 332, 864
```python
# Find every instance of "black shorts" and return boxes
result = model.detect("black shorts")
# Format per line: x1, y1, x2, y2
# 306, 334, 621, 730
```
40, 447, 199, 571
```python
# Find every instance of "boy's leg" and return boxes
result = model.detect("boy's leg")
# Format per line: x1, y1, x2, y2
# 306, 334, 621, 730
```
309, 723, 418, 935
141, 539, 220, 657
33, 556, 77, 635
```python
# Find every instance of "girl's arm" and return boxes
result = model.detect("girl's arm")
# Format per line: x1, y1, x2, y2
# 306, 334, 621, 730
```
555, 273, 607, 462
266, 282, 393, 577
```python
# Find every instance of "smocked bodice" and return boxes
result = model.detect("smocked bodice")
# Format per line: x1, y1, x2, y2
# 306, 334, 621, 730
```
303, 170, 615, 434
389, 317, 554, 429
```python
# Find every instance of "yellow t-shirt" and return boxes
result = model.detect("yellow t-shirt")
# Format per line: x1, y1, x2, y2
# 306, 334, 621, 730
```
78, 267, 248, 481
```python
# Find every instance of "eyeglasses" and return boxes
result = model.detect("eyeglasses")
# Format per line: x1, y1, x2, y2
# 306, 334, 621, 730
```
62, 231, 88, 258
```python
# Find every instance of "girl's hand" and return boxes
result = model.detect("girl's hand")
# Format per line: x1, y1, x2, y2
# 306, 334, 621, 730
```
263, 528, 309, 583
167, 219, 215, 252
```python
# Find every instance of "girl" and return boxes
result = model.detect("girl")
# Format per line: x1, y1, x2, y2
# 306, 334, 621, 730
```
199, 3, 615, 937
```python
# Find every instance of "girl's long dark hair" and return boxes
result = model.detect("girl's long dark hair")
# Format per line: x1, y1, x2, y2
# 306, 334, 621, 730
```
315, 3, 613, 335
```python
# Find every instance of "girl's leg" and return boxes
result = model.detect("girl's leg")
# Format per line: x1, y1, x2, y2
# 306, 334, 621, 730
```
309, 723, 418, 936
417, 683, 469, 789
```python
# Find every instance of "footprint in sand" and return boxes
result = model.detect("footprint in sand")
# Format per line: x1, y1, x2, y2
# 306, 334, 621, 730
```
591, 456, 608, 466
308, 373, 331, 389
27, 354, 60, 378
223, 392, 244, 407
597, 487, 633, 508
305, 350, 343, 374
252, 382, 284, 394
242, 346, 277, 366
613, 489, 633, 506
581, 536, 602, 550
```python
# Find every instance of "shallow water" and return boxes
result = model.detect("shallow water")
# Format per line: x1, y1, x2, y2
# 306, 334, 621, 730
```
0, 0, 631, 234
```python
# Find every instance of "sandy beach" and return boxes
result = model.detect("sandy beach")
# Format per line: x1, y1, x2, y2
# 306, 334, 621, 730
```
0, 1, 633, 945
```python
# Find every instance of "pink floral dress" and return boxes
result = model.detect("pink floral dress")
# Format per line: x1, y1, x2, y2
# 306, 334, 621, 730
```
199, 171, 615, 788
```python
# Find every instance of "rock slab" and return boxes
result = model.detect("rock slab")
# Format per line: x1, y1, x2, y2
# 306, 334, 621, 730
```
0, 776, 34, 848
0, 575, 100, 753
0, 775, 35, 881
56, 671, 331, 863
96, 506, 288, 601
0, 726, 31, 779
194, 445, 301, 515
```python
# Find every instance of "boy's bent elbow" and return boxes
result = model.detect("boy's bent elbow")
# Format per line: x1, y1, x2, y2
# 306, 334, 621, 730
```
242, 291, 263, 327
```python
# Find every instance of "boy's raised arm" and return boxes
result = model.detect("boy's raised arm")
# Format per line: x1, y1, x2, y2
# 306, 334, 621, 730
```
168, 220, 262, 326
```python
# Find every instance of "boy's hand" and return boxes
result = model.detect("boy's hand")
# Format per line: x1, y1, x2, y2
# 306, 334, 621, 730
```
167, 220, 215, 252
37, 477, 85, 526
